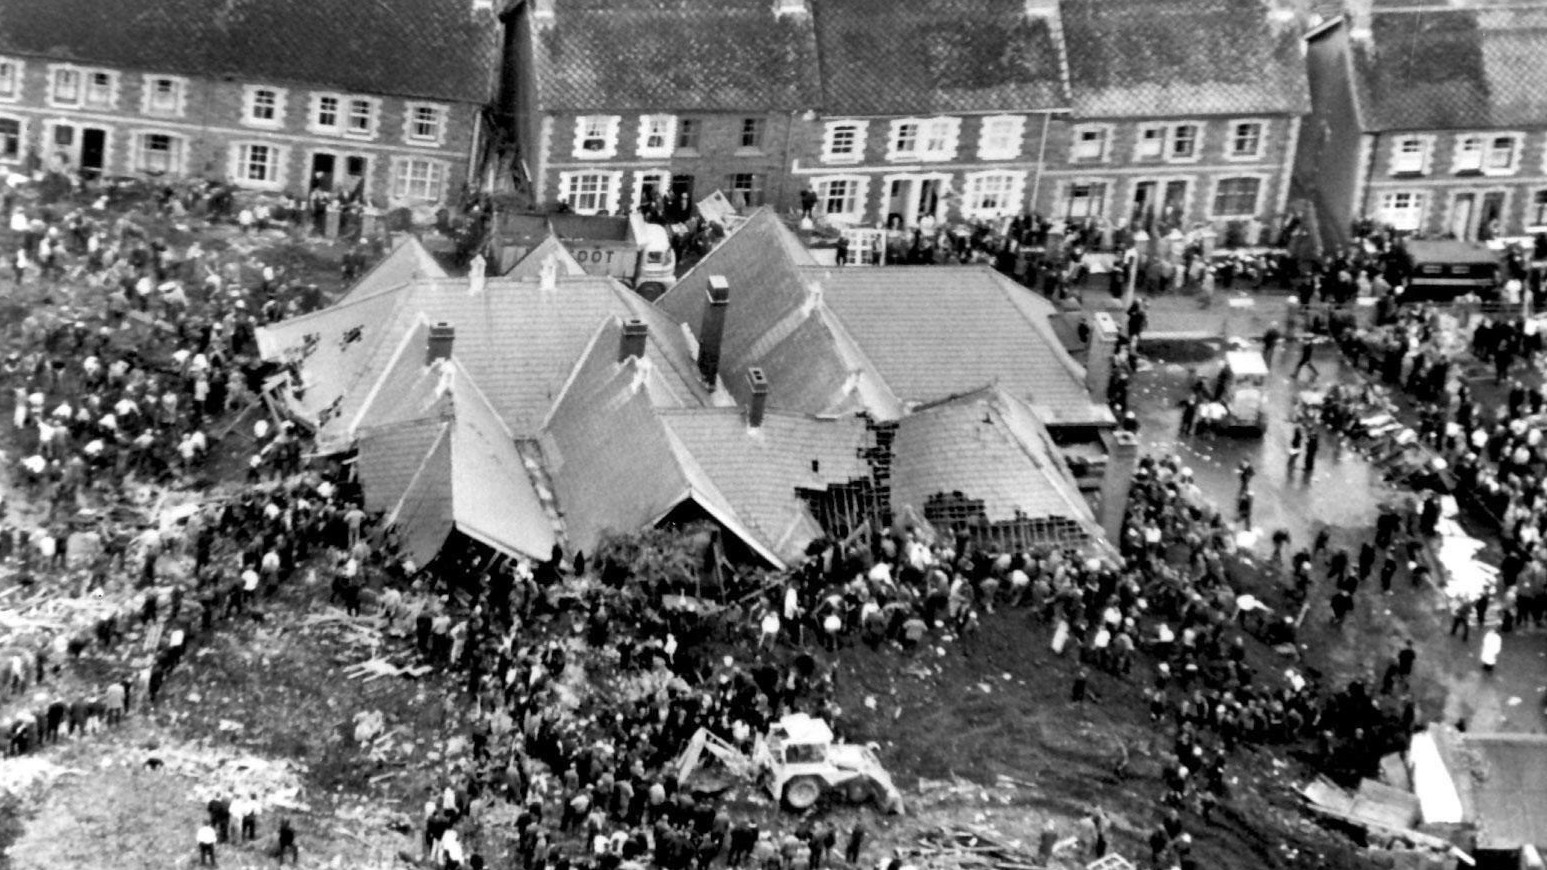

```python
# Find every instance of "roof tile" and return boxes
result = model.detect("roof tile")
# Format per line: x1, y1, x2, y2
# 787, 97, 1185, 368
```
531, 0, 821, 111
0, 0, 499, 103
813, 0, 1068, 114
1354, 5, 1547, 131
892, 386, 1098, 528
1062, 0, 1310, 118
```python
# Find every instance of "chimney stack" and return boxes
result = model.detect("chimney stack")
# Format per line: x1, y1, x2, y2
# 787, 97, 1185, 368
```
746, 368, 769, 428
774, 0, 809, 17
532, 0, 556, 27
697, 276, 730, 388
426, 322, 455, 364
619, 319, 649, 363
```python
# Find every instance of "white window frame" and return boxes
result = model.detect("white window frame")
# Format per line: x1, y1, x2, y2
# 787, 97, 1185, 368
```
1064, 180, 1110, 220
558, 170, 624, 215
1453, 135, 1484, 173
635, 114, 676, 159
131, 129, 187, 176
1379, 190, 1427, 231
242, 86, 286, 129
1390, 135, 1433, 175
49, 65, 81, 108
391, 157, 451, 203
812, 174, 869, 222
403, 101, 448, 147
917, 117, 960, 162
0, 114, 26, 163
822, 120, 867, 165
141, 75, 187, 118
1134, 124, 1166, 161
962, 170, 1027, 219
977, 115, 1025, 161
0, 58, 24, 103
310, 92, 343, 134
631, 169, 670, 212
1227, 120, 1267, 160
345, 97, 380, 139
887, 119, 921, 162
229, 141, 287, 190
1166, 122, 1202, 163
573, 114, 622, 160
1209, 174, 1267, 219
1484, 133, 1523, 175
83, 69, 117, 110
1071, 125, 1111, 163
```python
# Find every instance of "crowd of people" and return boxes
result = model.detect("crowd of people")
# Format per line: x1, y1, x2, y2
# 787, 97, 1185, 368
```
1308, 289, 1547, 660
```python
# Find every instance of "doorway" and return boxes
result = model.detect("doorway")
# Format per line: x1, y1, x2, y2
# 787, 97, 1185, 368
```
1132, 181, 1156, 230
1450, 193, 1475, 240
310, 153, 336, 191
1160, 180, 1188, 230
1480, 191, 1505, 241
884, 176, 944, 228
79, 128, 106, 178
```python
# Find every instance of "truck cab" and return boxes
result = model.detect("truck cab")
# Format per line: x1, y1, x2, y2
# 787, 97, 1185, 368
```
1214, 350, 1269, 434
630, 212, 678, 300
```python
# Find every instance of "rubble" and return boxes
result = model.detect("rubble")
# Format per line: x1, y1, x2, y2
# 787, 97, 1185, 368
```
148, 741, 310, 812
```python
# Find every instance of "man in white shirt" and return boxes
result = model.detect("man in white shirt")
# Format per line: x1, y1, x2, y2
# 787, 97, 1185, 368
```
196, 823, 217, 865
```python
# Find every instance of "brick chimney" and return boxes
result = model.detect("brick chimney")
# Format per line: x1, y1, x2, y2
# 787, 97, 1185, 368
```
746, 368, 769, 428
426, 322, 455, 364
697, 276, 730, 388
618, 318, 648, 363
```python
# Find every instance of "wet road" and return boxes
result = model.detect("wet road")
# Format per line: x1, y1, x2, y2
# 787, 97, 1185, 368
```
1130, 338, 1547, 734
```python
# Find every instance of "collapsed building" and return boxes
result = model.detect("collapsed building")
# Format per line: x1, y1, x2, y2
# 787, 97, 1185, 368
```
258, 210, 1131, 568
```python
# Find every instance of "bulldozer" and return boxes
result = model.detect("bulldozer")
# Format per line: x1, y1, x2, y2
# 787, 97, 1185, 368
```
675, 713, 903, 814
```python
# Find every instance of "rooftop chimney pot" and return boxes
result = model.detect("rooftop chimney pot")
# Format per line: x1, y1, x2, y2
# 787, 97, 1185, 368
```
746, 368, 769, 428
619, 319, 649, 363
427, 322, 455, 364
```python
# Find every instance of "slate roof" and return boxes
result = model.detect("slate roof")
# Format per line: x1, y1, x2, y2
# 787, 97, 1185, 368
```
891, 386, 1099, 530
0, 0, 500, 103
539, 349, 781, 565
1061, 0, 1310, 118
528, 0, 821, 112
806, 266, 1111, 425
257, 274, 711, 445
660, 409, 873, 563
354, 357, 558, 562
1352, 4, 1547, 131
338, 237, 447, 307
813, 0, 1068, 114
504, 235, 586, 280
659, 210, 1108, 426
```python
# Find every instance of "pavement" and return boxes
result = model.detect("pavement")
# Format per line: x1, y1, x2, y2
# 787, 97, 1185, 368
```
1129, 335, 1547, 736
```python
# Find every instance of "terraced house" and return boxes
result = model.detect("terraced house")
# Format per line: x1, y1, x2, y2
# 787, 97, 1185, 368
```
790, 0, 1071, 228
1049, 0, 1310, 241
1302, 2, 1547, 243
0, 0, 499, 209
499, 0, 822, 217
